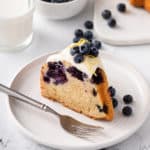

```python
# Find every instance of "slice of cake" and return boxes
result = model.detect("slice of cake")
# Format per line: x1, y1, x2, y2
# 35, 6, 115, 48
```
40, 39, 114, 121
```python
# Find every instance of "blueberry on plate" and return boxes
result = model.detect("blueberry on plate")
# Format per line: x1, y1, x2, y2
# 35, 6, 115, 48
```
74, 29, 84, 38
89, 47, 99, 57
117, 3, 126, 13
108, 18, 116, 28
84, 31, 93, 40
93, 40, 102, 49
108, 86, 116, 97
84, 20, 93, 29
102, 9, 111, 20
112, 98, 118, 108
122, 106, 132, 116
123, 95, 133, 104
74, 54, 84, 63
73, 37, 80, 43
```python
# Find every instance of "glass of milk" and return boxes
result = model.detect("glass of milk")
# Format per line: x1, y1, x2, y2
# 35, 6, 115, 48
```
0, 0, 35, 51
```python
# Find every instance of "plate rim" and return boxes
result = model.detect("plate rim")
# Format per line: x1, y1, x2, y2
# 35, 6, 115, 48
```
6, 51, 150, 150
94, 0, 150, 46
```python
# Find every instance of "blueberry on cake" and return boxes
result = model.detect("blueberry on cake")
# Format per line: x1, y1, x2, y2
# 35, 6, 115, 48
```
40, 39, 114, 120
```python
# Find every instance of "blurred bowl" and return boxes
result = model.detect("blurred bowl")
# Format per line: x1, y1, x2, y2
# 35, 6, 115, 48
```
37, 0, 87, 20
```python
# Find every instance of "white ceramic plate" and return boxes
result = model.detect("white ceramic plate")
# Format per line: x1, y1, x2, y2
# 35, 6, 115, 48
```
94, 0, 150, 45
7, 51, 150, 150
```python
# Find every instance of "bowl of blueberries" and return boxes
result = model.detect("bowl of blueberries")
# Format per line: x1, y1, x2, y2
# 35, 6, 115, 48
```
37, 0, 87, 20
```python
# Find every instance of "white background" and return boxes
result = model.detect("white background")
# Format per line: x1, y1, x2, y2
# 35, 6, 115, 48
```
0, 1, 150, 150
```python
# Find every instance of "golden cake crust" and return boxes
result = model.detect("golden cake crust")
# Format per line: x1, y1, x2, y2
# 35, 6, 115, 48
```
130, 0, 150, 11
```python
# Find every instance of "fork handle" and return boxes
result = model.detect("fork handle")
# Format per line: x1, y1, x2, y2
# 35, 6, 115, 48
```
0, 84, 60, 117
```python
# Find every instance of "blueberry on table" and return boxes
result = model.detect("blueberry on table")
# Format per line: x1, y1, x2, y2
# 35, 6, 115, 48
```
84, 31, 93, 40
84, 20, 93, 29
108, 86, 116, 97
74, 29, 83, 38
93, 40, 102, 49
102, 10, 111, 20
122, 106, 132, 116
74, 54, 84, 63
108, 18, 116, 28
117, 3, 126, 13
123, 95, 133, 104
112, 98, 118, 108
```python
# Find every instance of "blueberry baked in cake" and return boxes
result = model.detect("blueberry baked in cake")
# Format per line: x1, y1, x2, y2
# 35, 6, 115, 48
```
40, 39, 114, 121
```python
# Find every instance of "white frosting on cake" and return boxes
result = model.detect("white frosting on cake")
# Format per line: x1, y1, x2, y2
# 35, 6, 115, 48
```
46, 39, 103, 78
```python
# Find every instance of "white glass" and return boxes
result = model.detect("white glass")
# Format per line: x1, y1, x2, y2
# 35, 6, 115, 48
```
0, 0, 35, 51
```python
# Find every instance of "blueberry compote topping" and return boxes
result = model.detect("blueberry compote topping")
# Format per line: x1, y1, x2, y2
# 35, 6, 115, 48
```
45, 61, 68, 85
67, 66, 88, 81
91, 68, 103, 84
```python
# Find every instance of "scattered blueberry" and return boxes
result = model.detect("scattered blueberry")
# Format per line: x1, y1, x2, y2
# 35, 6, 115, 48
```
74, 54, 84, 63
117, 3, 126, 13
89, 47, 99, 57
93, 40, 102, 49
84, 31, 93, 40
74, 29, 84, 38
108, 86, 116, 97
112, 98, 118, 108
108, 18, 116, 28
73, 37, 80, 43
84, 20, 93, 29
123, 95, 133, 104
122, 106, 132, 116
102, 10, 111, 20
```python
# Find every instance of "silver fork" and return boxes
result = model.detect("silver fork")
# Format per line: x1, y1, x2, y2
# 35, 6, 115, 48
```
0, 84, 103, 140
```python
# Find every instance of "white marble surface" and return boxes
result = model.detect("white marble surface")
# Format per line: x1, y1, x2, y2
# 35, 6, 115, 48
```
0, 1, 150, 150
